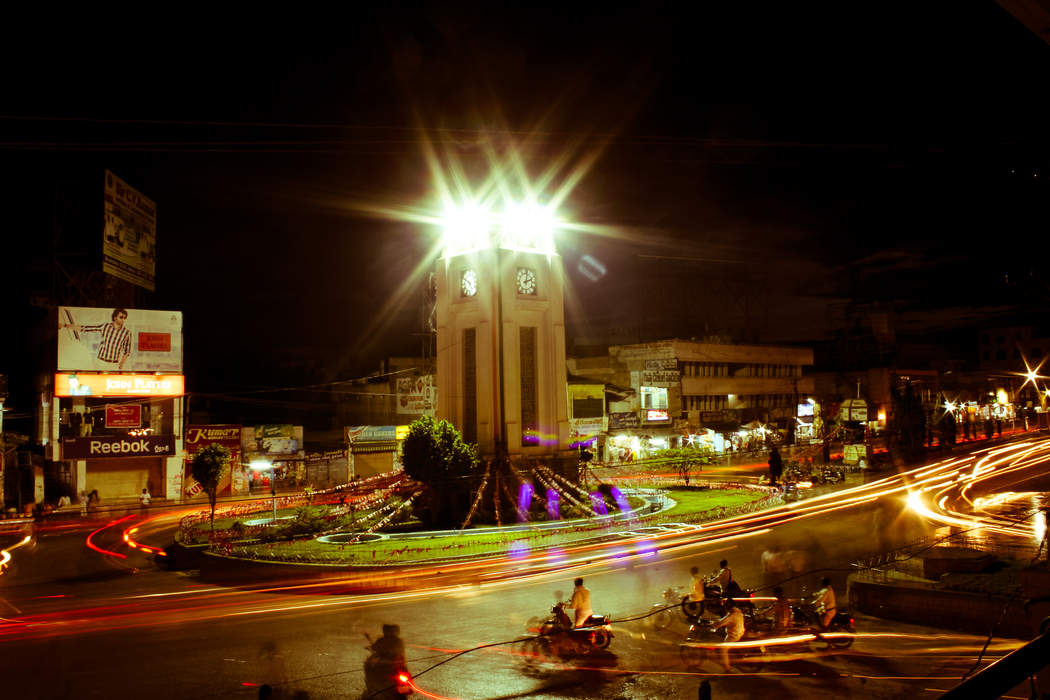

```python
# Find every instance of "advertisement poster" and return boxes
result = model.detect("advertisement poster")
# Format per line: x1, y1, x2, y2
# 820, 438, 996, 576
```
396, 375, 436, 416
58, 306, 183, 372
105, 404, 141, 428
104, 170, 157, 291
244, 424, 303, 455
184, 424, 242, 498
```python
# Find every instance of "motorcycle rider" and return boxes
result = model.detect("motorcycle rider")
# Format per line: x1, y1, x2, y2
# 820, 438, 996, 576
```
708, 559, 733, 596
364, 624, 407, 695
710, 603, 745, 673
566, 577, 593, 627
811, 576, 837, 629
688, 566, 705, 604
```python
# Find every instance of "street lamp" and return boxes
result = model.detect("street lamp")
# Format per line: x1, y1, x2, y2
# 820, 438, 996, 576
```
250, 459, 277, 523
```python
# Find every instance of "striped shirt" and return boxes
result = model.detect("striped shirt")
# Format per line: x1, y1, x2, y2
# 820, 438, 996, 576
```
82, 322, 132, 363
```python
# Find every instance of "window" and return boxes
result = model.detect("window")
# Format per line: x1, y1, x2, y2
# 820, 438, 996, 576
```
640, 386, 668, 410
520, 327, 538, 445
572, 397, 604, 419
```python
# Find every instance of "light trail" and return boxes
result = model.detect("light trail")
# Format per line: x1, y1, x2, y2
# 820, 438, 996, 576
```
84, 515, 135, 559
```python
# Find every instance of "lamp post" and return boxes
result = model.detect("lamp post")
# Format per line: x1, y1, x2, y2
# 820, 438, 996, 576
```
250, 460, 277, 523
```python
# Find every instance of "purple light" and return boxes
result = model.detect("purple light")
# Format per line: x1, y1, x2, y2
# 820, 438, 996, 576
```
517, 482, 534, 521
609, 486, 631, 514
546, 489, 561, 520
589, 492, 609, 517
509, 539, 530, 559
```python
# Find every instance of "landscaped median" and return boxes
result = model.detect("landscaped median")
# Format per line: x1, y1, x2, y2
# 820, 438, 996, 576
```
173, 479, 780, 570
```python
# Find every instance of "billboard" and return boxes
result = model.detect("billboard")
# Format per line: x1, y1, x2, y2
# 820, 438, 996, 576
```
58, 306, 183, 372
396, 375, 436, 416
55, 373, 184, 397
243, 425, 303, 456
185, 425, 242, 498
104, 170, 157, 291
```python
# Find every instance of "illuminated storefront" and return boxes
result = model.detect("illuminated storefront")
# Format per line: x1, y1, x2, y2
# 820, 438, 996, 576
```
39, 307, 187, 503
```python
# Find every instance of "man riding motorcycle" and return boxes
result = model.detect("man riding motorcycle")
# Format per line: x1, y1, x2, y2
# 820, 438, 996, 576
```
708, 559, 733, 594
565, 577, 593, 628
811, 576, 837, 629
710, 604, 745, 673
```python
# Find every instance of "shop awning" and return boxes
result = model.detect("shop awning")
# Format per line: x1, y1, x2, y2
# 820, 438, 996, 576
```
700, 421, 739, 433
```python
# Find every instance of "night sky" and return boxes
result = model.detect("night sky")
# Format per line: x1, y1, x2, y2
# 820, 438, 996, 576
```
2, 4, 1049, 416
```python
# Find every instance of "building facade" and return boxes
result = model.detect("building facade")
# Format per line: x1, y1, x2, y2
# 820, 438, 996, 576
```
571, 339, 814, 461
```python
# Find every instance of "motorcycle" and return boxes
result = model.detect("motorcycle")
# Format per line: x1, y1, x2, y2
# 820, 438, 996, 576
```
821, 466, 844, 484
526, 601, 614, 657
792, 602, 855, 649
696, 581, 756, 619
678, 622, 760, 672
651, 585, 705, 629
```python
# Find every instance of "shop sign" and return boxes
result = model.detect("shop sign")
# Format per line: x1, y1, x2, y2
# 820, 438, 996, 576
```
186, 424, 242, 448
105, 404, 141, 428
640, 370, 680, 386
645, 359, 678, 370
62, 434, 175, 459
608, 411, 641, 430
345, 425, 398, 443
700, 411, 724, 423
840, 399, 868, 422
54, 373, 185, 397
306, 449, 346, 463
843, 443, 868, 466
647, 409, 670, 422
570, 417, 605, 439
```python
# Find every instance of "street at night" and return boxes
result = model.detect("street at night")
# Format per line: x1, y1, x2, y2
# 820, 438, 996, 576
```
3, 3, 1050, 699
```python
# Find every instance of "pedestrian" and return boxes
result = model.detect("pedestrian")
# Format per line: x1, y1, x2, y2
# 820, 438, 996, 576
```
77, 490, 88, 515
87, 489, 100, 515
139, 487, 151, 514
768, 446, 783, 486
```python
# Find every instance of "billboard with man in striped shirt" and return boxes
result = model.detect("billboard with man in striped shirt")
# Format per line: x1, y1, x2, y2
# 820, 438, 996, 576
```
58, 306, 183, 373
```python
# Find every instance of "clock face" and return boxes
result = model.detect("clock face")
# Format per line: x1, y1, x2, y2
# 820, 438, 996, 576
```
460, 269, 478, 297
516, 267, 537, 295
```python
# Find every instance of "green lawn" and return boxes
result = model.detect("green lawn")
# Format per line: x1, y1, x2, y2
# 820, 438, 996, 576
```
657, 487, 762, 517
222, 488, 769, 565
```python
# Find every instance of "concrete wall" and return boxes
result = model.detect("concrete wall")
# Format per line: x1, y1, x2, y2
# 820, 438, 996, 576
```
849, 579, 1034, 639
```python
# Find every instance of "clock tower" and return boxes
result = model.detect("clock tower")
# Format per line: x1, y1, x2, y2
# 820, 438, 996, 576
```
434, 204, 571, 458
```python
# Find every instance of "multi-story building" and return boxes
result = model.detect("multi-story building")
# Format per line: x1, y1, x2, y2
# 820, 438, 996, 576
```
570, 338, 814, 461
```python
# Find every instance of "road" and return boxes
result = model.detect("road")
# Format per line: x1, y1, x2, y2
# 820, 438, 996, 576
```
2, 437, 1047, 699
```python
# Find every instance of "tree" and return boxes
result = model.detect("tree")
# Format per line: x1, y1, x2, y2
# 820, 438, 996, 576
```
401, 416, 480, 526
191, 443, 230, 535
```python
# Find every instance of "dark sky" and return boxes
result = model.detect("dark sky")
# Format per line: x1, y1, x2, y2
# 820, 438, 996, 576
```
2, 3, 1049, 407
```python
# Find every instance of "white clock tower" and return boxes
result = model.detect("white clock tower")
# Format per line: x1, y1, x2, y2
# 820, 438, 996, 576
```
434, 204, 570, 458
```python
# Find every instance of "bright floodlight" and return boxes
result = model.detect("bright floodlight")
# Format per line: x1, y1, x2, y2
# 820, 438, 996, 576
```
441, 203, 491, 257
249, 460, 272, 471
500, 201, 557, 254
